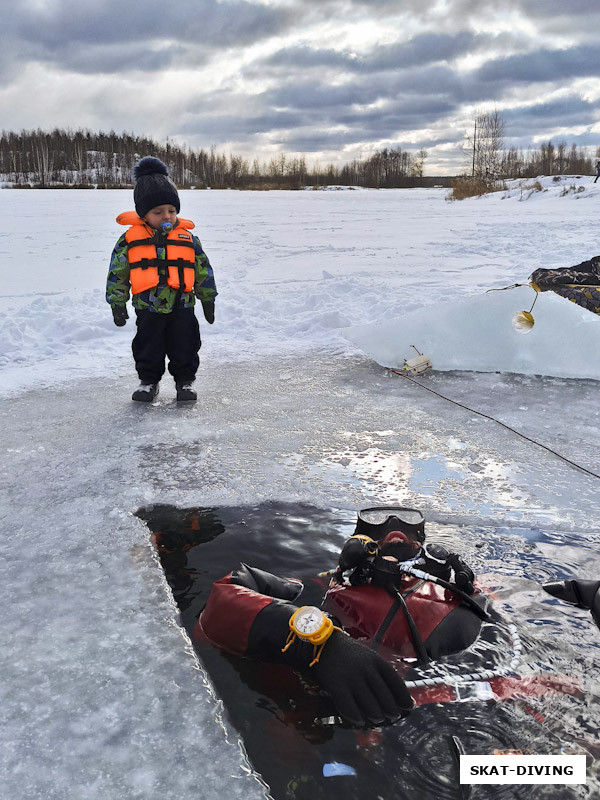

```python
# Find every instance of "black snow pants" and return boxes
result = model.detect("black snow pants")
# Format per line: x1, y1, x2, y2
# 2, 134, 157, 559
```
132, 307, 201, 385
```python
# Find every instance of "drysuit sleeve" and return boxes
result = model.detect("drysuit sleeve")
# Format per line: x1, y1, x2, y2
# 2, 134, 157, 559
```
196, 564, 304, 656
529, 257, 600, 290
195, 565, 414, 726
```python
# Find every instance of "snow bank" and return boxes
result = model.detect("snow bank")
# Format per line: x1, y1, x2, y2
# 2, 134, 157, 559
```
500, 174, 595, 201
345, 286, 600, 380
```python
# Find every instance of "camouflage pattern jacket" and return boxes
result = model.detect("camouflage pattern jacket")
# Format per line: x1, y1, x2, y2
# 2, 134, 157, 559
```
106, 222, 217, 314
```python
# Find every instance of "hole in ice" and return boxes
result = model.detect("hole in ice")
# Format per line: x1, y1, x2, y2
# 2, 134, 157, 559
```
136, 502, 598, 800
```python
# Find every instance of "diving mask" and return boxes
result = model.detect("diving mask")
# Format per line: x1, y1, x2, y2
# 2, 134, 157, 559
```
355, 506, 425, 543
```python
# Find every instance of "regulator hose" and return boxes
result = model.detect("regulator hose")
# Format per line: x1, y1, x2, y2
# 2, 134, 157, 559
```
399, 564, 490, 621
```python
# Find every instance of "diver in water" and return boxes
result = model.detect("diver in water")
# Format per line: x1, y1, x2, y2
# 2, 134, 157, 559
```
178, 506, 590, 800
196, 506, 492, 727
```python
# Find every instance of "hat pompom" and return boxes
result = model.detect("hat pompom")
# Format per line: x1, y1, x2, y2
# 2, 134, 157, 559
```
132, 155, 180, 217
133, 156, 169, 181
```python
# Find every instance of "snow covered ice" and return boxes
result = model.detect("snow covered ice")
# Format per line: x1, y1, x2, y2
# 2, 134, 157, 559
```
1, 179, 599, 799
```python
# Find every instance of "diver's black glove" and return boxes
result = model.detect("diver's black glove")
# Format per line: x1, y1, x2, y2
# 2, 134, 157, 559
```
111, 305, 128, 327
248, 600, 413, 727
543, 579, 600, 630
311, 630, 413, 726
202, 301, 215, 324
446, 553, 475, 595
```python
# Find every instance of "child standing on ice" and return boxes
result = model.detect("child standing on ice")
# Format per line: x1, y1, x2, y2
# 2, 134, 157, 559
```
106, 157, 217, 402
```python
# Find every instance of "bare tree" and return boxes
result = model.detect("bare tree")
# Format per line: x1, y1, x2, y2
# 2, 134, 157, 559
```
31, 129, 53, 187
465, 109, 506, 179
411, 149, 428, 178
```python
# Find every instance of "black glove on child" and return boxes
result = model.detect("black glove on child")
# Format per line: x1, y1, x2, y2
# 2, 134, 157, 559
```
112, 306, 129, 327
202, 302, 215, 324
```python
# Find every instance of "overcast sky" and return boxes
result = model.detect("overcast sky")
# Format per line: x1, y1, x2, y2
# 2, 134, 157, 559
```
2, 0, 600, 174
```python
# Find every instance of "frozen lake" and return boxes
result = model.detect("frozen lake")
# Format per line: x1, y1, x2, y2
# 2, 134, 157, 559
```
1, 185, 599, 798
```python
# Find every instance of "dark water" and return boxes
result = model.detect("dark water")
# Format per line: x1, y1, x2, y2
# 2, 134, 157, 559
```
136, 502, 598, 800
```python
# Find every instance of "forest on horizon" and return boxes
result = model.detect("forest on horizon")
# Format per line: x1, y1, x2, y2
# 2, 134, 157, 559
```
0, 127, 597, 190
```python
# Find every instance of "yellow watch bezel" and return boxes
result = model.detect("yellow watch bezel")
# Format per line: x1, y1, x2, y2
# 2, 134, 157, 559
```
289, 606, 334, 646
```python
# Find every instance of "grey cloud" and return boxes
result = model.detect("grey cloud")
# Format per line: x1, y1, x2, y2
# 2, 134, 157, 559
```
365, 31, 478, 71
522, 0, 600, 17
284, 0, 410, 12
246, 42, 600, 152
475, 44, 600, 84
178, 94, 457, 152
263, 31, 481, 75
179, 111, 307, 139
550, 131, 600, 147
347, 95, 454, 119
381, 0, 599, 24
55, 43, 191, 75
264, 64, 470, 113
388, 50, 600, 107
278, 123, 453, 153
261, 37, 584, 120
178, 83, 597, 157
508, 131, 600, 152
336, 97, 457, 131
0, 0, 292, 79
9, 0, 291, 53
265, 45, 355, 70
3, 0, 599, 168
267, 81, 375, 110
285, 138, 450, 158
502, 96, 600, 137
277, 129, 370, 152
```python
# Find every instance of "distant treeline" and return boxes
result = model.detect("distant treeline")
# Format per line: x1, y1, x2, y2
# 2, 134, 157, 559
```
0, 128, 433, 189
0, 128, 596, 190
498, 142, 596, 178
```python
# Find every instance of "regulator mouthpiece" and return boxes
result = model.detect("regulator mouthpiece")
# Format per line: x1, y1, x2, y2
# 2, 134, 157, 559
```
512, 310, 535, 334
161, 221, 173, 233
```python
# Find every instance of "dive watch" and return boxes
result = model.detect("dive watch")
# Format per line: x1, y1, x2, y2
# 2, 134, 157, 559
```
282, 606, 337, 666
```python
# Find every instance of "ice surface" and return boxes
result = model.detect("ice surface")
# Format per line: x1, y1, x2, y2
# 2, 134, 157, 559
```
2, 355, 599, 798
1, 184, 599, 798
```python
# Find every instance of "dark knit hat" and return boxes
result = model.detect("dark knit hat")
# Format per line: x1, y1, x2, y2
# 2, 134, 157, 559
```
133, 157, 180, 218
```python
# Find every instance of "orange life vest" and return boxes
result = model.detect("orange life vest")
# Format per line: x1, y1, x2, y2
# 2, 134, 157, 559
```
116, 211, 196, 296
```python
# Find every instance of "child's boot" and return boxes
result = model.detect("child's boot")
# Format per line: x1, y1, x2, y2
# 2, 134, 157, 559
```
132, 382, 159, 402
176, 382, 197, 402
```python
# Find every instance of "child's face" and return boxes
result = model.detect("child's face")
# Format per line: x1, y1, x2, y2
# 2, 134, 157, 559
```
143, 204, 177, 229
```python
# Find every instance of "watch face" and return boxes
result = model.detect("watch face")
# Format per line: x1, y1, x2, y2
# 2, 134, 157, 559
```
294, 606, 325, 635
